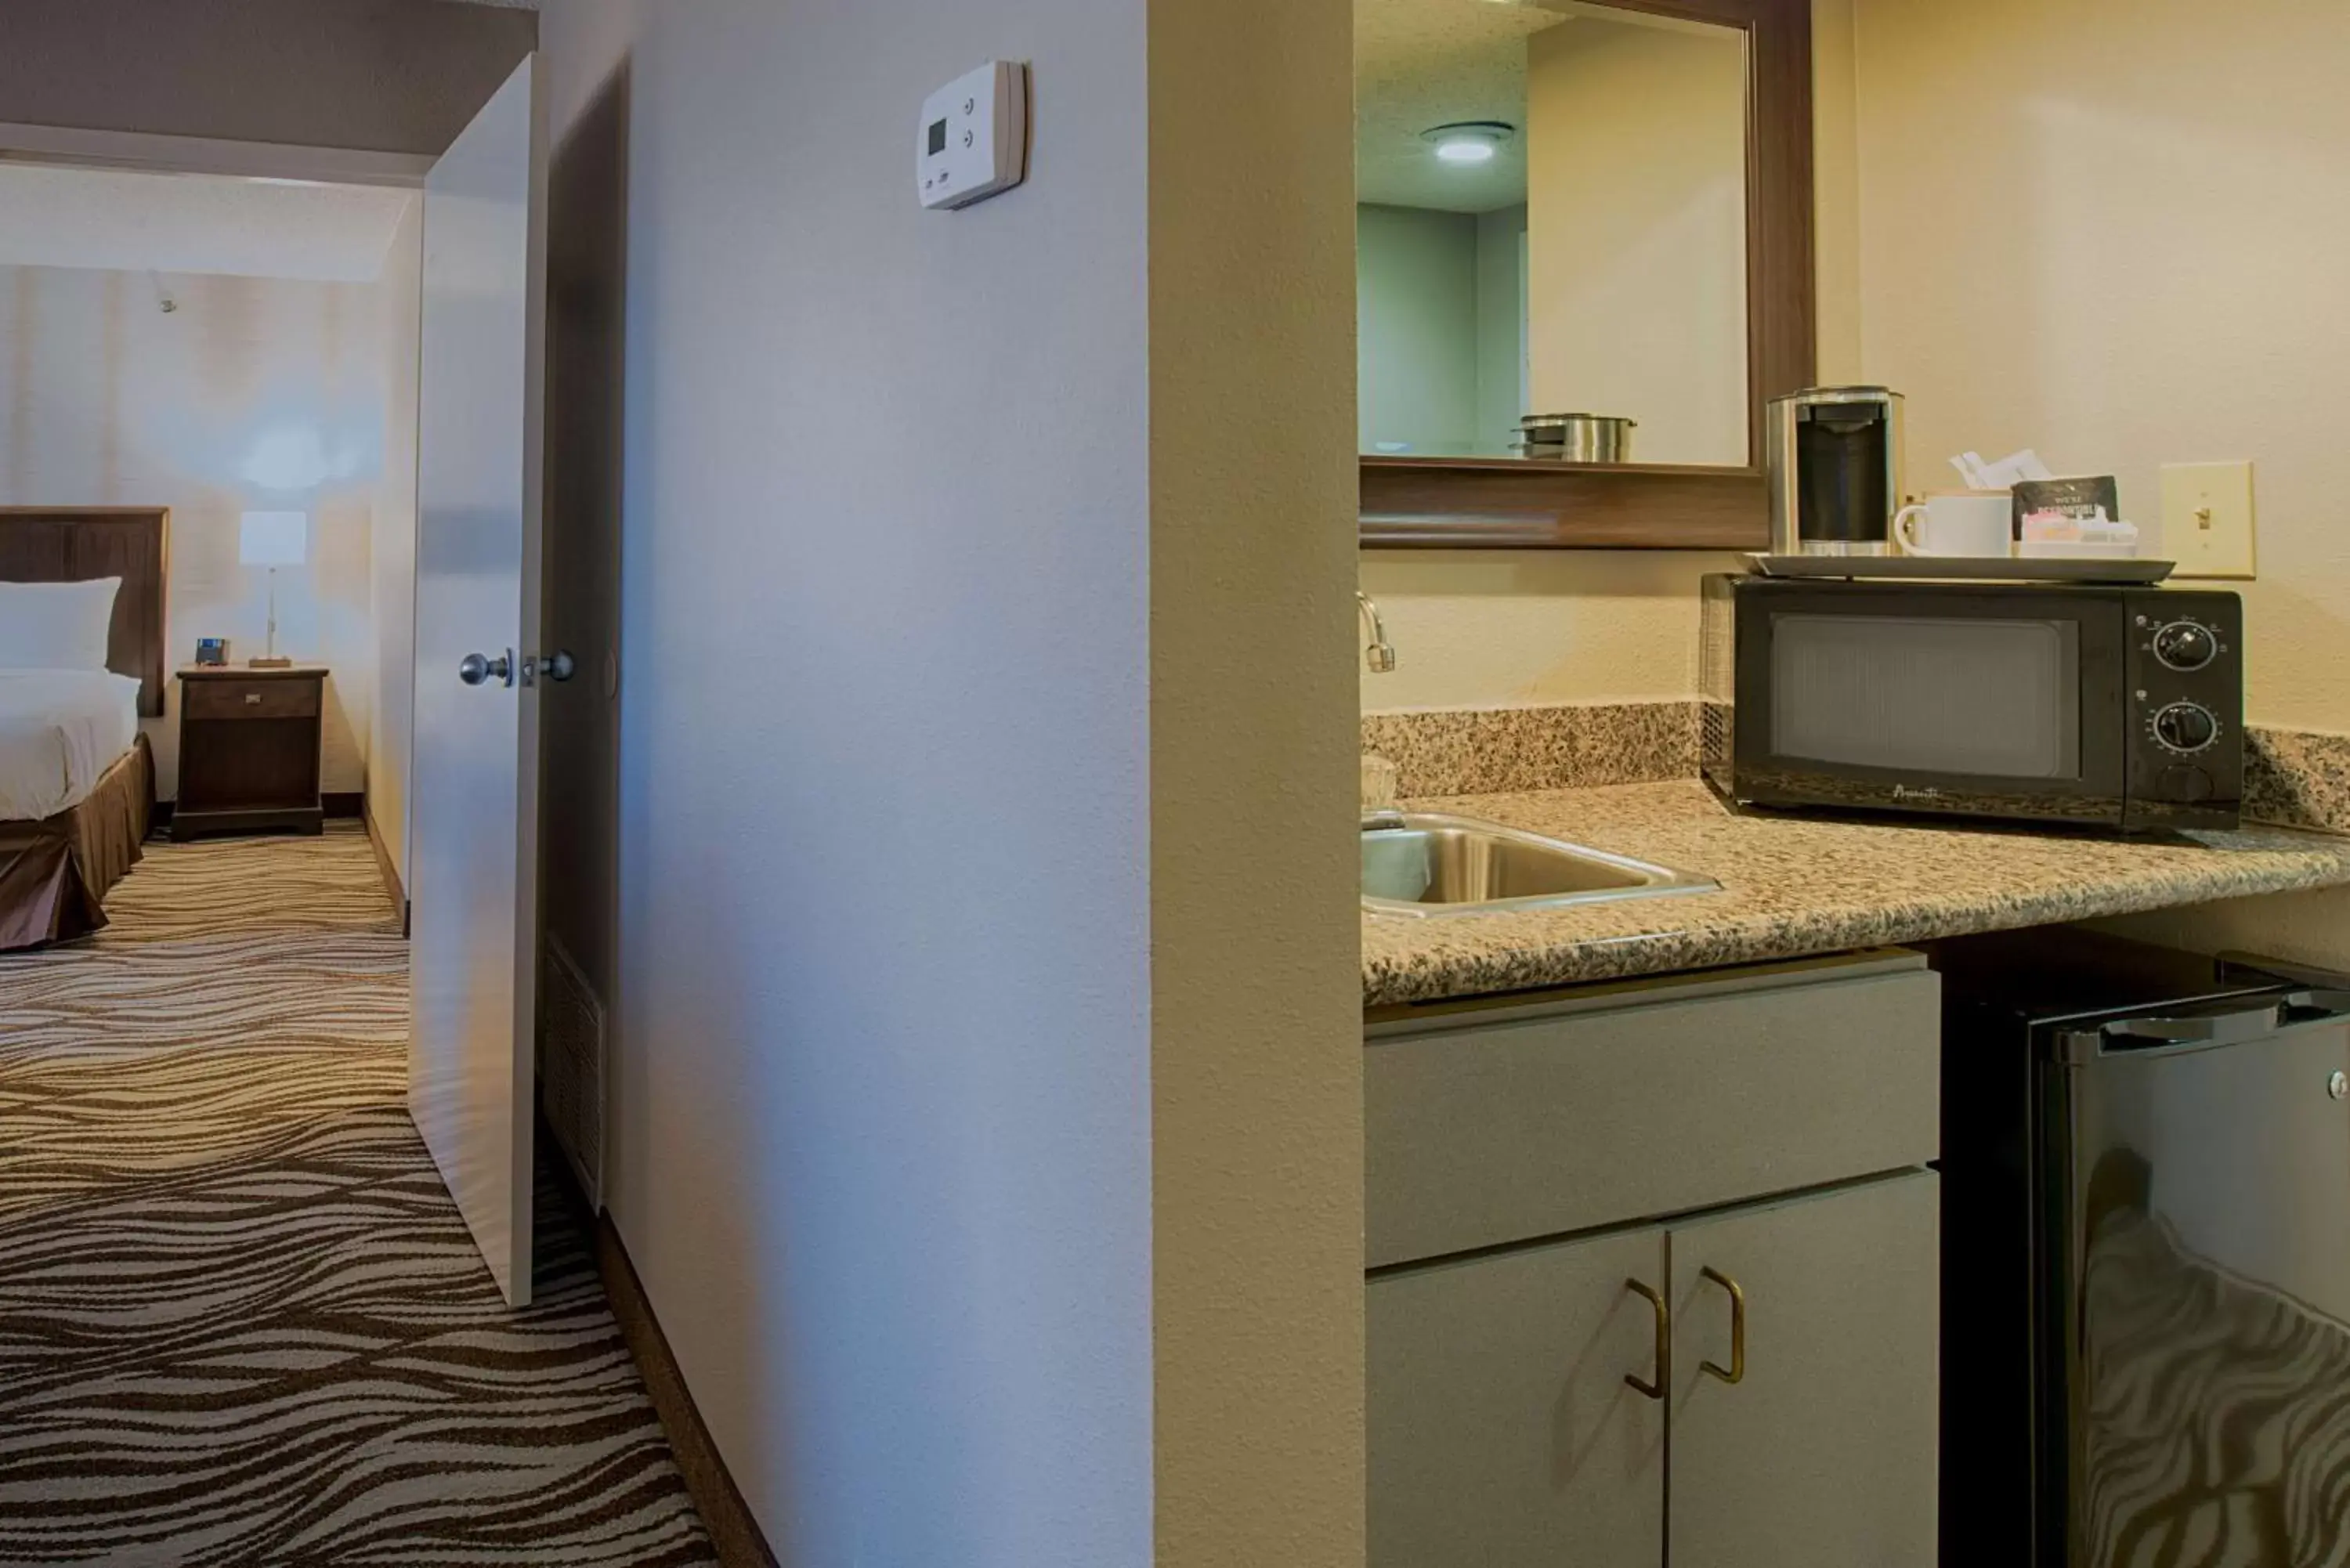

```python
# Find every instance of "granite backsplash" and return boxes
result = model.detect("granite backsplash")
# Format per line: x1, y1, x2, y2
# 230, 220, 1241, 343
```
2247, 728, 2350, 836
1363, 700, 2350, 839
1360, 701, 1698, 798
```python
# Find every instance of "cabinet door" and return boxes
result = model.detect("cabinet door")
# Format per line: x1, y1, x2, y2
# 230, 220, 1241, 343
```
1370, 1227, 1668, 1568
1668, 1171, 1939, 1568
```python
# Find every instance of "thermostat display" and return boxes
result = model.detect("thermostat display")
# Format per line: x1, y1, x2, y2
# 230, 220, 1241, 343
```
918, 61, 1029, 211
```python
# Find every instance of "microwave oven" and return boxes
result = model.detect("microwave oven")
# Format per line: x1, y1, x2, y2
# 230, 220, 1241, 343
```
1701, 576, 2243, 832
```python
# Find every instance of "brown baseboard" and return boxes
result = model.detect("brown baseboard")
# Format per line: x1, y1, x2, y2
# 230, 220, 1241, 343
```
360, 807, 409, 937
580, 1194, 779, 1566
172, 804, 325, 841
155, 797, 359, 829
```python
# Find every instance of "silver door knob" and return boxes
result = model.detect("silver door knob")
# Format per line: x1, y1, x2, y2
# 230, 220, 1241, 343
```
459, 651, 513, 688
527, 650, 577, 684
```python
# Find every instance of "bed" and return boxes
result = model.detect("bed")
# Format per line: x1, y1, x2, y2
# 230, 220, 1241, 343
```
0, 508, 167, 952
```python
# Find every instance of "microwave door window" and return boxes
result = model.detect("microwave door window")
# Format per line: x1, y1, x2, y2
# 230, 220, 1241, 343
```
1769, 615, 2082, 779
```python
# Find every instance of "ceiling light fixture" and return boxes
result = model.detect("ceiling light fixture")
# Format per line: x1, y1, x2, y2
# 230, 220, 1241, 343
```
1423, 121, 1515, 166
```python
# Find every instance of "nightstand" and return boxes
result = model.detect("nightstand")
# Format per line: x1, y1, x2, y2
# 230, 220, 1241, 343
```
172, 665, 327, 841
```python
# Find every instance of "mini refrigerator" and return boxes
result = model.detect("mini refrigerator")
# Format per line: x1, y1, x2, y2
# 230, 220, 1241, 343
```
1935, 928, 2350, 1567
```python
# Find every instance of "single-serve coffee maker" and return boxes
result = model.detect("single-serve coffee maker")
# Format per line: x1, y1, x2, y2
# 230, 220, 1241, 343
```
1766, 386, 1905, 555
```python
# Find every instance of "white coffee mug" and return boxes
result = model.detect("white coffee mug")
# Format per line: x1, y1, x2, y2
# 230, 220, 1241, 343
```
1893, 490, 2012, 558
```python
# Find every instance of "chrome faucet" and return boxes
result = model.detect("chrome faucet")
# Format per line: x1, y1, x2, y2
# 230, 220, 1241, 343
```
1357, 590, 1397, 674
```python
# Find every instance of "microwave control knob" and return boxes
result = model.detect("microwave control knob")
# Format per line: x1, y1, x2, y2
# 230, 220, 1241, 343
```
2153, 702, 2219, 754
2153, 620, 2218, 671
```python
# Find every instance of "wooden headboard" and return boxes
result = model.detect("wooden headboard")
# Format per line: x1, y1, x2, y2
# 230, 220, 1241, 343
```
0, 508, 171, 717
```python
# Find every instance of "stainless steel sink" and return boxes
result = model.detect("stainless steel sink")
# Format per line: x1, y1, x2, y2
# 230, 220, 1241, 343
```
1361, 811, 1717, 917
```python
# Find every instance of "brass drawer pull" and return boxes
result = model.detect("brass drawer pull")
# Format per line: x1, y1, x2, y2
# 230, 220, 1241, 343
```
1623, 1277, 1668, 1400
1699, 1266, 1746, 1385
244, 692, 263, 705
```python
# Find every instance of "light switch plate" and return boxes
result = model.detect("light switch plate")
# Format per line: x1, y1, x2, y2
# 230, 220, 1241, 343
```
2161, 461, 2257, 579
917, 61, 1029, 211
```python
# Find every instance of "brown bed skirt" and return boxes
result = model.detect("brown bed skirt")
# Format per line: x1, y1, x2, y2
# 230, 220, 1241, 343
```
0, 733, 154, 952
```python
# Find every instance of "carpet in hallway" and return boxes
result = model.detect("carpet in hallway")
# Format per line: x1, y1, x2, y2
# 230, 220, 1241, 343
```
0, 826, 715, 1566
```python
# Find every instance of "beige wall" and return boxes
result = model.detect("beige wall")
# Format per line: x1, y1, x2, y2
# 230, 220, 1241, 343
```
1810, 0, 1864, 385
1150, 0, 1362, 1561
1846, 0, 2350, 735
0, 262, 387, 798
370, 199, 422, 880
1374, 0, 2350, 732
536, 0, 1361, 1561
1837, 0, 2350, 966
1361, 5, 1830, 717
2098, 883, 2350, 979
1526, 13, 1748, 467
1360, 550, 1737, 710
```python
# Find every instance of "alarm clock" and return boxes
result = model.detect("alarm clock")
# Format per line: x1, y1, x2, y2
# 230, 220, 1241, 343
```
194, 638, 229, 667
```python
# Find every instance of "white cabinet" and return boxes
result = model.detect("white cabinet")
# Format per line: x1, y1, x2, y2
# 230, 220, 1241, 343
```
1668, 1173, 1939, 1568
1365, 951, 1940, 1267
1369, 1227, 1668, 1567
1365, 952, 1941, 1567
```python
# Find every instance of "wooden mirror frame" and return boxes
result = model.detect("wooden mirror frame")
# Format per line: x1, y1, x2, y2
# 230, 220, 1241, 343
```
1359, 0, 1813, 551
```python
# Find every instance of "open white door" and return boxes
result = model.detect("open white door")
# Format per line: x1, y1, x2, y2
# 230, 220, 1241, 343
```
410, 56, 545, 1308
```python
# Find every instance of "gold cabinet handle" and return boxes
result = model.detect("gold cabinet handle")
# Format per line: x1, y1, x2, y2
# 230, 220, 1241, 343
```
1623, 1277, 1669, 1400
1699, 1266, 1745, 1386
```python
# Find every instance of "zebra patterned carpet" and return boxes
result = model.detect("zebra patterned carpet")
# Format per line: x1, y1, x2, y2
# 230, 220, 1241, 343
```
0, 826, 715, 1566
2084, 1205, 2350, 1567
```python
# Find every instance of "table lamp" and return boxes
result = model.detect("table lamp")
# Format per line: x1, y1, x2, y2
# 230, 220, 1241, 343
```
238, 511, 307, 668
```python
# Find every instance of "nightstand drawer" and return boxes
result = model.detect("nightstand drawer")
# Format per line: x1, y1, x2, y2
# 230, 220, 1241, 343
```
185, 679, 320, 721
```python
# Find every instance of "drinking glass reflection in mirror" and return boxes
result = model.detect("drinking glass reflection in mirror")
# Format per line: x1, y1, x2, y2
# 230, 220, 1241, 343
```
1358, 0, 1750, 465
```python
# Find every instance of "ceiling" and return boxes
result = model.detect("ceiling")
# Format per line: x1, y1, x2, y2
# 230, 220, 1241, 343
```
0, 162, 412, 283
1356, 0, 1568, 213
1357, 1, 1743, 213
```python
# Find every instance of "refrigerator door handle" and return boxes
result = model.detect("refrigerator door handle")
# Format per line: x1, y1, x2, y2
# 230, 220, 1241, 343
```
2063, 990, 2350, 1061
2218, 950, 2350, 992
2282, 988, 2350, 1022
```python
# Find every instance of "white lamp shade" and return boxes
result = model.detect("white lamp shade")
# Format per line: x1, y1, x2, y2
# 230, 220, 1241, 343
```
239, 511, 309, 568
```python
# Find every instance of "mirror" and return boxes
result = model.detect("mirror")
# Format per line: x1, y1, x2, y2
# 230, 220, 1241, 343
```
1357, 0, 1752, 468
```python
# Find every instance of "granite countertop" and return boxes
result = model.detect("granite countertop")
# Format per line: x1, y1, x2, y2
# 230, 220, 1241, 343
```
1362, 779, 2350, 1009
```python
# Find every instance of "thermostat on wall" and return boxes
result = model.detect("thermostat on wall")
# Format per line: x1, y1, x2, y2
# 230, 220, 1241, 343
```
918, 60, 1029, 211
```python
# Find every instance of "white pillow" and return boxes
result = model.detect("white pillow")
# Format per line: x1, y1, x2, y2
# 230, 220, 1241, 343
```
0, 577, 122, 670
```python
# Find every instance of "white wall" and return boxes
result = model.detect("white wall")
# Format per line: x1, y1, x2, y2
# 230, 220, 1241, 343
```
539, 56, 629, 1021
0, 262, 385, 797
1475, 204, 1529, 447
535, 2, 1361, 1563
1357, 201, 1525, 457
1357, 203, 1477, 454
371, 199, 422, 880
